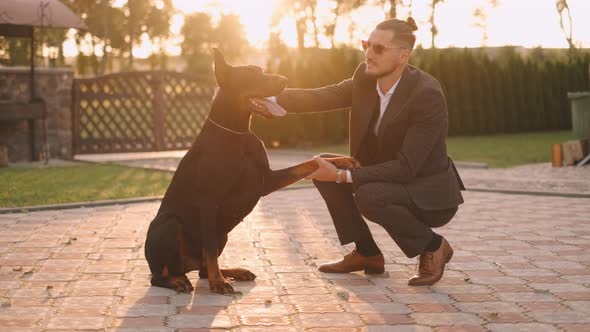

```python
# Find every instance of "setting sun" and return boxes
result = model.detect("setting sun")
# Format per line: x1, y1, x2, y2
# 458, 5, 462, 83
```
172, 0, 282, 48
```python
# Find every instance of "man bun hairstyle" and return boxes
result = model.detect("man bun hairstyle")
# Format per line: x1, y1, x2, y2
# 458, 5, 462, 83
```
406, 17, 418, 31
376, 17, 418, 50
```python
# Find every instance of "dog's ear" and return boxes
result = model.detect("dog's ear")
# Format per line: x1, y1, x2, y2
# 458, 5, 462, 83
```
212, 48, 229, 89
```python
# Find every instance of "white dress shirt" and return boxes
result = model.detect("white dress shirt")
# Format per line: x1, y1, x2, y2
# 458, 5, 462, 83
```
343, 78, 401, 182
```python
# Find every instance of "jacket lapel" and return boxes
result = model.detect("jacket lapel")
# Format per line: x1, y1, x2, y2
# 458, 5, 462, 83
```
376, 66, 414, 139
350, 75, 378, 157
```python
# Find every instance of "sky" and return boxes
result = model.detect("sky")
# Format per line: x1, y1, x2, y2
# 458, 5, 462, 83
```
64, 0, 590, 58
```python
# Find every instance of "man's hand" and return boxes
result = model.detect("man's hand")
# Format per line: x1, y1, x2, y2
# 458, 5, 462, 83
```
248, 97, 287, 119
306, 156, 338, 182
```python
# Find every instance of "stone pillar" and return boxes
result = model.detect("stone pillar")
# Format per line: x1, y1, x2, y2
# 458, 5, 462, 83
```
0, 67, 73, 162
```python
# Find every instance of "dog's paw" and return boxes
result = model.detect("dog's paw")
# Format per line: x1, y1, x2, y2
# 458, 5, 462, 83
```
325, 157, 361, 170
152, 275, 194, 293
172, 275, 194, 293
223, 268, 257, 281
209, 277, 235, 294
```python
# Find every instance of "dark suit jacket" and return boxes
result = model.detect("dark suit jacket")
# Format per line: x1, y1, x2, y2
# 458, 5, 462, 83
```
277, 63, 465, 210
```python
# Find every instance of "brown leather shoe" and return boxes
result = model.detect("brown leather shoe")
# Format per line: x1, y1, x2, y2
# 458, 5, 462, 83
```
407, 237, 453, 286
318, 249, 385, 274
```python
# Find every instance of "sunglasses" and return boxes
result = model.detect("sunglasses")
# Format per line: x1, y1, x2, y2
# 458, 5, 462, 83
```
361, 40, 405, 55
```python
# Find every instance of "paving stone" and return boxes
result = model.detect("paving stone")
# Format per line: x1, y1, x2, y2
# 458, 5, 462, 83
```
168, 314, 236, 329
454, 301, 522, 313
430, 284, 493, 294
0, 307, 51, 318
232, 304, 293, 315
45, 316, 107, 329
434, 326, 487, 332
111, 317, 166, 328
528, 283, 589, 293
520, 302, 569, 312
60, 296, 115, 307
0, 318, 39, 328
235, 327, 298, 332
367, 325, 432, 332
486, 323, 559, 331
294, 304, 345, 313
495, 292, 560, 302
360, 313, 414, 324
238, 315, 291, 326
115, 304, 176, 317
562, 301, 590, 312
557, 324, 590, 332
389, 293, 453, 304
409, 313, 485, 326
528, 311, 590, 324
347, 302, 411, 314
297, 313, 363, 328
408, 303, 457, 313
502, 269, 558, 277
480, 312, 532, 323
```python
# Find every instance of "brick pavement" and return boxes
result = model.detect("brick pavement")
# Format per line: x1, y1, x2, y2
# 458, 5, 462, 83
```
1, 189, 589, 331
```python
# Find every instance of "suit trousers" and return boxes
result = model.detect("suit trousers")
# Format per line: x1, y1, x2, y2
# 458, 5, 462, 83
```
313, 179, 457, 258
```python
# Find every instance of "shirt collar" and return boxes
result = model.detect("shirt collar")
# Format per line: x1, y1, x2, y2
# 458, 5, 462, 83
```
376, 76, 401, 99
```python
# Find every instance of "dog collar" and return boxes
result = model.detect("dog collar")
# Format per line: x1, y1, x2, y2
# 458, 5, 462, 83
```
207, 118, 251, 135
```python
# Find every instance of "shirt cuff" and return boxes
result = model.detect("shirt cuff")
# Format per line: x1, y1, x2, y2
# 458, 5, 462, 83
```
345, 170, 352, 183
266, 96, 277, 103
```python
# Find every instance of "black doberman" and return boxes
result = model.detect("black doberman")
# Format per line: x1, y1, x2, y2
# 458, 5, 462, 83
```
144, 48, 360, 294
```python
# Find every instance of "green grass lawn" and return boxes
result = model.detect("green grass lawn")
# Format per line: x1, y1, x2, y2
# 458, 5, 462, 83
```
304, 130, 575, 168
0, 130, 576, 208
446, 130, 576, 167
0, 164, 172, 208
0, 162, 311, 208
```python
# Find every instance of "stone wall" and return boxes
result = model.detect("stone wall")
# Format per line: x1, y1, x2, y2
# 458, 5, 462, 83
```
0, 67, 73, 162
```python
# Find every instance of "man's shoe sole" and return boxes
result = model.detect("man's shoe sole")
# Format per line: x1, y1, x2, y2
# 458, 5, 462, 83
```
364, 267, 385, 274
318, 266, 385, 274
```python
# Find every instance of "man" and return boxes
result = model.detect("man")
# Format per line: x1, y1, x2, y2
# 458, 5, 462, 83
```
254, 17, 464, 286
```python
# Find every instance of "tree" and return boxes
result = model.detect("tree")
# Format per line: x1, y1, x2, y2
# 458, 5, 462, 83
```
272, 0, 320, 50
376, 0, 401, 19
429, 0, 444, 48
324, 0, 365, 48
472, 0, 498, 46
123, 0, 172, 69
65, 0, 125, 75
181, 12, 246, 74
144, 0, 173, 70
555, 0, 575, 49
214, 14, 248, 61
181, 12, 214, 74
267, 32, 288, 72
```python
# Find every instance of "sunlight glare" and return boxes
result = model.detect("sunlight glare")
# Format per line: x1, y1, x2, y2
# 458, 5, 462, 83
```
60, 0, 590, 60
173, 0, 282, 48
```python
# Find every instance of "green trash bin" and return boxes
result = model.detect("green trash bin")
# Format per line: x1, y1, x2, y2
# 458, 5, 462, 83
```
568, 92, 590, 139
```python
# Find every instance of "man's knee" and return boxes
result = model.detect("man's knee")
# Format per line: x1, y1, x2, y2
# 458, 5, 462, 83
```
421, 206, 458, 228
353, 183, 383, 218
